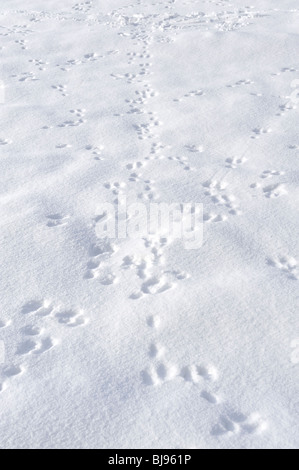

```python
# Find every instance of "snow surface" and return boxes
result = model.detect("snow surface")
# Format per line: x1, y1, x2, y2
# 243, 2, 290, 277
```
0, 0, 298, 449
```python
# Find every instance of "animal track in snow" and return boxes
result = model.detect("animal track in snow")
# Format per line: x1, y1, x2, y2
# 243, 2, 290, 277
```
83, 52, 99, 62
128, 243, 189, 300
212, 411, 268, 436
56, 58, 82, 72
20, 299, 88, 326
2, 2, 280, 442
21, 300, 53, 316
111, 69, 151, 84
203, 180, 242, 216
127, 51, 151, 65
260, 170, 285, 179
263, 183, 287, 198
55, 309, 86, 327
29, 58, 48, 71
52, 84, 68, 96
225, 157, 247, 169
46, 214, 69, 227
281, 67, 298, 74
184, 144, 204, 154
180, 364, 219, 383
68, 108, 85, 117
11, 72, 38, 82
142, 354, 220, 405
126, 161, 144, 171
104, 181, 127, 205
173, 89, 204, 102
251, 127, 272, 139
0, 366, 23, 392
85, 144, 104, 161
267, 256, 298, 280
271, 67, 297, 77
128, 173, 159, 202
0, 320, 10, 329
84, 258, 101, 279
57, 51, 115, 70
56, 143, 72, 149
130, 275, 173, 299
16, 335, 55, 356
133, 119, 162, 140
277, 102, 297, 116
250, 170, 287, 198
104, 181, 126, 194
15, 39, 28, 50
125, 86, 158, 114
142, 361, 178, 386
203, 212, 227, 223
99, 272, 118, 286
180, 364, 220, 404
142, 340, 178, 387
0, 24, 32, 39
200, 390, 220, 404
0, 297, 88, 392
89, 240, 116, 257
147, 315, 161, 329
0, 139, 12, 145
16, 339, 38, 355
38, 337, 56, 354
148, 342, 165, 359
168, 155, 192, 171
85, 240, 117, 280
145, 141, 170, 161
227, 79, 254, 88
3, 365, 23, 378
58, 109, 86, 128
72, 1, 93, 13
21, 325, 42, 336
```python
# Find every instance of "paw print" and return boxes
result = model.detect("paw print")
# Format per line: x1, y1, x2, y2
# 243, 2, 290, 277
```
0, 139, 12, 145
1, 298, 88, 394
212, 411, 267, 436
58, 109, 86, 127
46, 214, 69, 227
225, 157, 247, 169
267, 255, 298, 280
142, 361, 178, 386
251, 127, 272, 139
263, 183, 287, 198
52, 84, 68, 96
85, 144, 104, 161
260, 170, 284, 179
29, 58, 48, 71
203, 180, 241, 215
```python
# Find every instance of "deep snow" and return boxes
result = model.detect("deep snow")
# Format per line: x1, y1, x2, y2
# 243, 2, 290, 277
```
0, 0, 298, 449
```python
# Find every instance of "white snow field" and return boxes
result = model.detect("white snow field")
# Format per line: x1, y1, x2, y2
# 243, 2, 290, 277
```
0, 0, 298, 450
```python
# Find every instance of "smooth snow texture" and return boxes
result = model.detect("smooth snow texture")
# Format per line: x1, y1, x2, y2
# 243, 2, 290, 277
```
0, 0, 298, 449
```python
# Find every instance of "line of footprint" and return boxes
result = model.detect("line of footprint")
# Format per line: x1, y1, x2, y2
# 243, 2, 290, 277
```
98, 8, 267, 439
141, 305, 268, 437
0, 300, 87, 393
